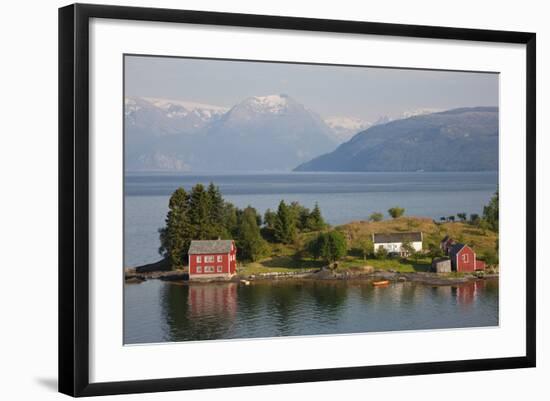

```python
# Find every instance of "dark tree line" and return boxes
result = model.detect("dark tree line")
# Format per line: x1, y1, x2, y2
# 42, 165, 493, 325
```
263, 200, 326, 244
159, 184, 327, 268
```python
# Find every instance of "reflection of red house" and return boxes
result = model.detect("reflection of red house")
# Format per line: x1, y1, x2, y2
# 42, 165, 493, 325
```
188, 283, 238, 317
457, 280, 486, 305
449, 243, 485, 272
188, 240, 237, 279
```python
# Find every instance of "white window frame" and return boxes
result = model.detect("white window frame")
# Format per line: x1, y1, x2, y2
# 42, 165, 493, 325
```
196, 255, 201, 263
463, 253, 469, 263
205, 266, 215, 273
217, 255, 223, 262
217, 266, 223, 273
196, 266, 202, 273
204, 255, 214, 263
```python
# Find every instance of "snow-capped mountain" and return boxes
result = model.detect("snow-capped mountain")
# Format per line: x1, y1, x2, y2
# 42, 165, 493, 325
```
371, 108, 441, 127
125, 96, 228, 135
324, 116, 372, 143
125, 94, 338, 172
201, 94, 338, 171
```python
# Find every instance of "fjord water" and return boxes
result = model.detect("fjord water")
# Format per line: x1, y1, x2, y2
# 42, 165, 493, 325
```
124, 171, 498, 267
124, 279, 499, 344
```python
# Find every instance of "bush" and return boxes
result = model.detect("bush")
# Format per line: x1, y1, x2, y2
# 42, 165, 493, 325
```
388, 206, 405, 219
375, 246, 388, 259
369, 212, 384, 222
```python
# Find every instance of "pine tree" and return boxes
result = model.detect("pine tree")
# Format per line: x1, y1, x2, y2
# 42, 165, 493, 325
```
263, 208, 277, 229
207, 182, 225, 236
483, 189, 499, 232
307, 202, 326, 231
274, 200, 297, 244
188, 184, 213, 239
237, 207, 268, 261
158, 187, 190, 268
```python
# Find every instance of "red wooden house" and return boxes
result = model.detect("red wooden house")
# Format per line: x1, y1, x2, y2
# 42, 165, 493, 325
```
188, 240, 237, 279
449, 243, 485, 272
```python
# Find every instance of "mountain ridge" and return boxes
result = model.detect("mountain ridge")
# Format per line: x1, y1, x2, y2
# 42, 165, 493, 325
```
294, 106, 499, 172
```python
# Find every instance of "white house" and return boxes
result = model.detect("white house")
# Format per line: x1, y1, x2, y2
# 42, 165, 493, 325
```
372, 232, 423, 256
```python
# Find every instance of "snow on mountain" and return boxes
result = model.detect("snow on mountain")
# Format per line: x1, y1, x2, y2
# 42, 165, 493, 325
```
201, 94, 338, 171
324, 116, 372, 143
142, 97, 228, 121
371, 108, 442, 127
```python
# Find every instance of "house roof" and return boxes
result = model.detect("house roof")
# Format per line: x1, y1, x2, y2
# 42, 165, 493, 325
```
188, 240, 234, 255
449, 243, 468, 257
372, 232, 422, 244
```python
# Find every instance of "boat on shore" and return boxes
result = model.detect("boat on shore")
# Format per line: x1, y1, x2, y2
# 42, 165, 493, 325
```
372, 280, 390, 286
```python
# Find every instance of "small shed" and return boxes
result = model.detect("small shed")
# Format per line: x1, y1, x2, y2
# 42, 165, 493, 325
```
432, 257, 451, 273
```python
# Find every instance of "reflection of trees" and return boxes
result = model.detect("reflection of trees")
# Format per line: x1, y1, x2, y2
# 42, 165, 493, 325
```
307, 281, 348, 317
160, 282, 237, 341
265, 282, 305, 335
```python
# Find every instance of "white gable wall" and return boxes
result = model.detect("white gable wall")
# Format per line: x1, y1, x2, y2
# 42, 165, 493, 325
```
375, 241, 423, 253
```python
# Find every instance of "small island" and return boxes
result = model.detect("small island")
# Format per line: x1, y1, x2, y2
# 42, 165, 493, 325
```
125, 183, 499, 287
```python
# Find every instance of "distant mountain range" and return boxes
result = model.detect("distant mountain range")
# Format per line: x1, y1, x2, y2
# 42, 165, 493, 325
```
125, 96, 498, 172
294, 107, 499, 172
125, 95, 339, 171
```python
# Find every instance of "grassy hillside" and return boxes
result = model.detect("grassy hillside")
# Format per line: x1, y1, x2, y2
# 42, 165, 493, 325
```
239, 216, 498, 274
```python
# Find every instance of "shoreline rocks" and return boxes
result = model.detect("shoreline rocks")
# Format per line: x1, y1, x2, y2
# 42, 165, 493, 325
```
125, 261, 497, 286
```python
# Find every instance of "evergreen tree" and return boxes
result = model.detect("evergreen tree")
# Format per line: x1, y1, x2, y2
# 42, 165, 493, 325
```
222, 202, 239, 237
307, 202, 326, 231
483, 189, 499, 232
237, 207, 268, 261
158, 187, 190, 268
207, 182, 224, 235
274, 200, 297, 244
188, 184, 213, 239
288, 201, 310, 231
263, 208, 277, 229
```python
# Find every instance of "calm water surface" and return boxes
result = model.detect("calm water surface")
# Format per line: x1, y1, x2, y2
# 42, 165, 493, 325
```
124, 279, 499, 344
124, 171, 498, 267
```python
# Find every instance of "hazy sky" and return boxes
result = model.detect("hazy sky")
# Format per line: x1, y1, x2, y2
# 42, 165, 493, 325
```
125, 55, 499, 122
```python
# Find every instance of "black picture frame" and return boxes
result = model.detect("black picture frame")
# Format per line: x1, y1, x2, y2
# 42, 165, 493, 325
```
59, 3, 536, 397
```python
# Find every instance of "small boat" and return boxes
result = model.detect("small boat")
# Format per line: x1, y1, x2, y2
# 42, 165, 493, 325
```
240, 279, 251, 286
372, 280, 390, 286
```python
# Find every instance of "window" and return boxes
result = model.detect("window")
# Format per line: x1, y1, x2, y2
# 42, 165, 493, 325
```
196, 256, 201, 263
205, 266, 215, 273
217, 266, 223, 273
463, 254, 469, 263
204, 255, 214, 263
217, 255, 223, 262
196, 266, 202, 273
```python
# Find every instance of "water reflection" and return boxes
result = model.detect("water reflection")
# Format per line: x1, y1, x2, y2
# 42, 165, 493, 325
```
127, 279, 500, 344
161, 282, 238, 341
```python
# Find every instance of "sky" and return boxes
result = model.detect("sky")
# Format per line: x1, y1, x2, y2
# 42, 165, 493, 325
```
125, 55, 499, 122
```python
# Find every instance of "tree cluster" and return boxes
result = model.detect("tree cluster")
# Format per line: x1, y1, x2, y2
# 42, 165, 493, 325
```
159, 185, 328, 267
264, 201, 327, 244
159, 183, 267, 267
308, 231, 347, 264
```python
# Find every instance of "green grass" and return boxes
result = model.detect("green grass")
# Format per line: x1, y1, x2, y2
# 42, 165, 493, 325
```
337, 255, 431, 273
238, 217, 497, 275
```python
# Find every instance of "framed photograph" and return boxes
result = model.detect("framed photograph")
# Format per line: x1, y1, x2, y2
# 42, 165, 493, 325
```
58, 3, 536, 397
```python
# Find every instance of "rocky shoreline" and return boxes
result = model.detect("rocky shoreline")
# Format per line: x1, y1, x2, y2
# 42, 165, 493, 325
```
125, 263, 498, 286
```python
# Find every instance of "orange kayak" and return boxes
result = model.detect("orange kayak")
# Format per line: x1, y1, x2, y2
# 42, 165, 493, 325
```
372, 280, 390, 286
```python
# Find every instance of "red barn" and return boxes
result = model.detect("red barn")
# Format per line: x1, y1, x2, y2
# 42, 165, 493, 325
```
188, 240, 237, 279
449, 243, 485, 272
